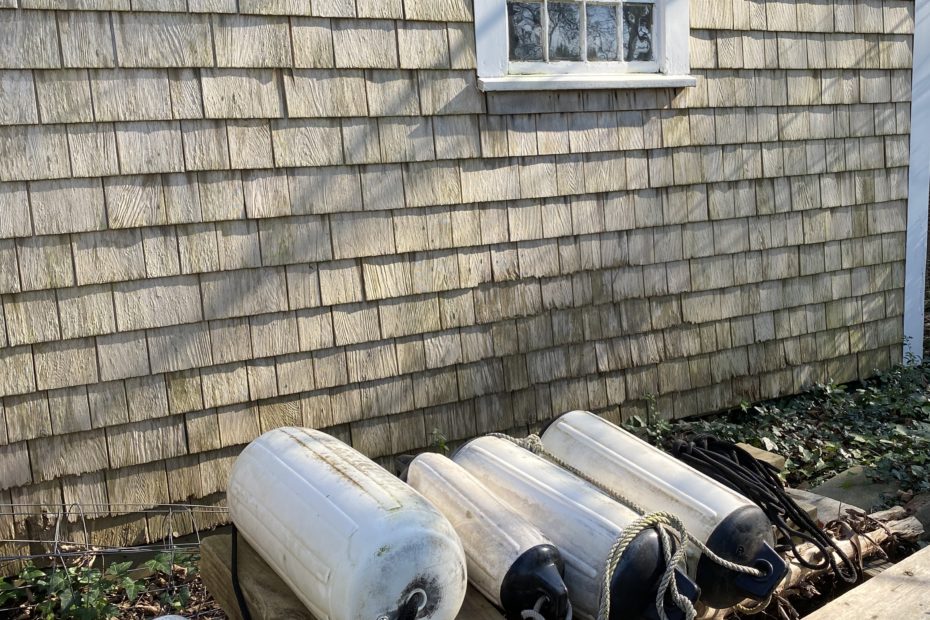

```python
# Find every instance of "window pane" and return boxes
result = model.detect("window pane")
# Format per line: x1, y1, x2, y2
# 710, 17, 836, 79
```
548, 3, 582, 61
587, 4, 619, 61
508, 2, 544, 61
622, 3, 655, 62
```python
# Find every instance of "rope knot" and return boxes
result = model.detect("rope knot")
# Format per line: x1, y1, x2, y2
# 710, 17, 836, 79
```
484, 432, 769, 620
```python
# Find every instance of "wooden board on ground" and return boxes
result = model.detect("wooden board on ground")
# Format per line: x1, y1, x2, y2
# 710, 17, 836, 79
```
801, 544, 930, 619
199, 532, 503, 620
200, 532, 314, 620
736, 443, 785, 470
785, 487, 863, 524
457, 587, 507, 620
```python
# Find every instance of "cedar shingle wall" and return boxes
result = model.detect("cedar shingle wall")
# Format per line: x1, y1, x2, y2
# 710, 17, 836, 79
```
0, 0, 913, 547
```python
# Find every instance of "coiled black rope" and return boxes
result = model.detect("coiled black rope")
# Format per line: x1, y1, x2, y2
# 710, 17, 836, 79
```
670, 436, 859, 584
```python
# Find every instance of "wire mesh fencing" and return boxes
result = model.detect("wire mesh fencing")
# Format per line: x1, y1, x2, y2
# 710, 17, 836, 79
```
0, 501, 231, 619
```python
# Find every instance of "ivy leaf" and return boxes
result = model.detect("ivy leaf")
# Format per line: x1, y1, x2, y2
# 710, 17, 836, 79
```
58, 587, 74, 611
19, 566, 45, 582
144, 557, 171, 575
105, 562, 132, 578
121, 577, 142, 602
47, 571, 70, 595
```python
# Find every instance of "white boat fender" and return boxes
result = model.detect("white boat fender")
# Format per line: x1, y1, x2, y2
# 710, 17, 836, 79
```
452, 436, 699, 620
227, 427, 468, 620
405, 452, 571, 620
539, 411, 788, 608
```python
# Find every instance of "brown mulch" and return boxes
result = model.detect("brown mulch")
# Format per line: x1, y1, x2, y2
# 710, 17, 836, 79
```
0, 562, 227, 620
111, 569, 227, 620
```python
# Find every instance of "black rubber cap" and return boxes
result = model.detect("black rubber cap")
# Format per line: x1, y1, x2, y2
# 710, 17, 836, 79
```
608, 529, 700, 620
695, 504, 786, 607
640, 568, 700, 620
500, 544, 570, 620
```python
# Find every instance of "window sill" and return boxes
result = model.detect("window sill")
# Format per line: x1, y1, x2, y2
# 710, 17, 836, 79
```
477, 74, 698, 91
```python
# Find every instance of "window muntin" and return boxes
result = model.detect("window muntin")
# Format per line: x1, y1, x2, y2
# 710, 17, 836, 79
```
474, 0, 692, 90
505, 0, 658, 74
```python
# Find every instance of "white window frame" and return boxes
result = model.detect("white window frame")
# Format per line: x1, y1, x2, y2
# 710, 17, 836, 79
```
475, 0, 695, 91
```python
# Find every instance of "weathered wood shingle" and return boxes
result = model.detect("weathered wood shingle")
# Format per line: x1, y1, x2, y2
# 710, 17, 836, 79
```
92, 70, 173, 122
57, 11, 117, 68
0, 183, 31, 239
214, 14, 293, 67
202, 69, 284, 118
17, 234, 74, 290
0, 71, 38, 125
114, 12, 214, 67
0, 125, 71, 181
284, 70, 368, 117
0, 10, 60, 69
332, 19, 398, 68
201, 267, 289, 320
0, 4, 915, 531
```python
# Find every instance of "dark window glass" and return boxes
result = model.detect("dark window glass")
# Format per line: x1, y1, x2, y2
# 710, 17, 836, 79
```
586, 4, 619, 61
548, 2, 582, 61
623, 3, 655, 62
508, 2, 544, 61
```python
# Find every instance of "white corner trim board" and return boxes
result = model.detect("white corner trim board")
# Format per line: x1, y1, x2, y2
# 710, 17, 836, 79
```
904, 2, 930, 361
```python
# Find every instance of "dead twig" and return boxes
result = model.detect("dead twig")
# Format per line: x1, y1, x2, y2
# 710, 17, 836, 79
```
698, 509, 924, 619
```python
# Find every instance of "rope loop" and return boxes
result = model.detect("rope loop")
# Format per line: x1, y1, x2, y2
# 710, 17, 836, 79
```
521, 595, 549, 620
485, 432, 768, 620
597, 512, 697, 620
486, 433, 765, 579
672, 436, 859, 585
735, 593, 773, 615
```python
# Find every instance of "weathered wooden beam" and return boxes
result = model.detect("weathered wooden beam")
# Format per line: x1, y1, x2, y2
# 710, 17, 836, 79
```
735, 443, 785, 471
698, 511, 924, 619
200, 532, 314, 620
785, 487, 863, 524
801, 545, 930, 619
199, 531, 504, 620
777, 516, 923, 593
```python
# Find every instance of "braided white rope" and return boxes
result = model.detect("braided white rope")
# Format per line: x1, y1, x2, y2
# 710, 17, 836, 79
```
521, 594, 573, 620
487, 433, 767, 620
596, 511, 696, 620
734, 593, 773, 615
491, 434, 765, 577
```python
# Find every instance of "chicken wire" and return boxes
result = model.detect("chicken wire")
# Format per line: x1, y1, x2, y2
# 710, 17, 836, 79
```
0, 502, 231, 619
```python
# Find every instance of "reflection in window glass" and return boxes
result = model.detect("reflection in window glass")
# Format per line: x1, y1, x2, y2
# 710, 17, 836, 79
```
586, 4, 619, 61
507, 0, 657, 65
508, 2, 544, 61
623, 3, 654, 61
548, 3, 582, 61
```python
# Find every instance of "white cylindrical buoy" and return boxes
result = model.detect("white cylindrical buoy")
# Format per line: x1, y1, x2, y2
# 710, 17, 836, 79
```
452, 436, 699, 620
406, 452, 570, 620
540, 411, 787, 608
228, 428, 468, 620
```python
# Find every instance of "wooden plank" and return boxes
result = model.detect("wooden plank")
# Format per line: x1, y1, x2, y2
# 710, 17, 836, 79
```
458, 589, 504, 620
802, 545, 930, 619
785, 487, 863, 524
200, 532, 314, 620
200, 531, 502, 620
735, 443, 786, 470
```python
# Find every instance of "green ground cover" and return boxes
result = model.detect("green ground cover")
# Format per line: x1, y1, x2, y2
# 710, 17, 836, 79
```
626, 359, 930, 497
